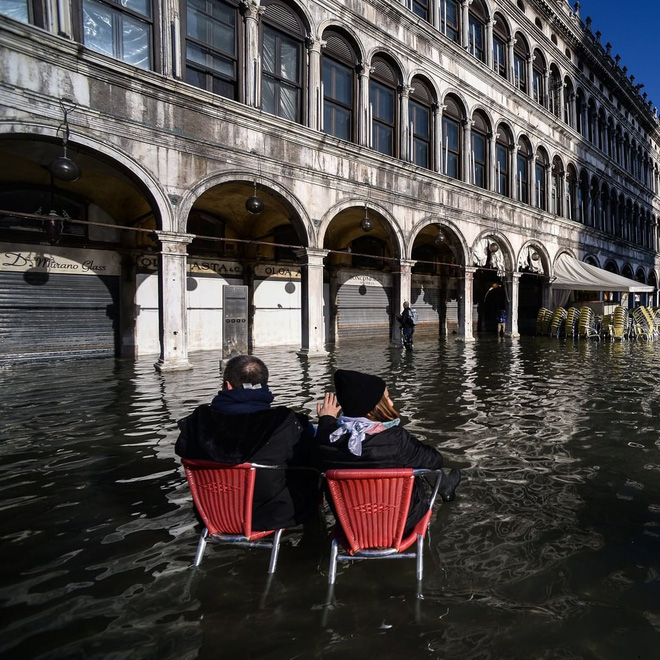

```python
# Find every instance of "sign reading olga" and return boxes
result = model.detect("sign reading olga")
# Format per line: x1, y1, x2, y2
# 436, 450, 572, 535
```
0, 243, 121, 276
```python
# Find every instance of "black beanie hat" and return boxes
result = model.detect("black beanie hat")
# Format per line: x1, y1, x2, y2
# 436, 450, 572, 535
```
334, 369, 386, 417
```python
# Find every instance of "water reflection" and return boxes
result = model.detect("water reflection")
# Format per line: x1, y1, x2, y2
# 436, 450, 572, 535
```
1, 337, 659, 658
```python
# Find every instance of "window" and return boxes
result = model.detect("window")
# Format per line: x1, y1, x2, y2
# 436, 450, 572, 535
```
409, 79, 433, 169
548, 68, 560, 117
410, 0, 429, 21
535, 149, 547, 210
1, 0, 45, 26
188, 210, 225, 254
83, 0, 153, 69
370, 58, 398, 157
551, 157, 562, 215
566, 165, 577, 221
513, 38, 528, 94
322, 32, 356, 142
493, 15, 509, 80
532, 51, 545, 105
442, 97, 462, 179
261, 3, 304, 123
575, 90, 585, 136
185, 0, 237, 99
468, 2, 487, 62
496, 127, 511, 197
471, 112, 488, 189
440, 0, 459, 43
517, 139, 530, 204
564, 78, 574, 126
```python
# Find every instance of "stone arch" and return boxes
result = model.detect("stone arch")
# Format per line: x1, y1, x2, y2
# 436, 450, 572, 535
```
177, 170, 313, 246
409, 216, 470, 265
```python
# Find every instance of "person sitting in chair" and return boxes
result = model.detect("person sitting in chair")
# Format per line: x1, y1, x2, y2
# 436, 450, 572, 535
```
314, 369, 461, 534
175, 355, 319, 531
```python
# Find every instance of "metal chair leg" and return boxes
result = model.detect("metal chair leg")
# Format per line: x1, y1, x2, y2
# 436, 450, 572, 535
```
416, 534, 424, 581
193, 527, 209, 567
267, 528, 284, 574
328, 538, 339, 585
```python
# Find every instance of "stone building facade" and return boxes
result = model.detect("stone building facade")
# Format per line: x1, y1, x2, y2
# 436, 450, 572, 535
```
1, 0, 658, 369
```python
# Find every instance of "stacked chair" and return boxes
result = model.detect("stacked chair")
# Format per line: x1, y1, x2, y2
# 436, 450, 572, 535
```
611, 306, 628, 340
536, 308, 553, 336
563, 307, 580, 339
577, 306, 600, 340
549, 307, 567, 338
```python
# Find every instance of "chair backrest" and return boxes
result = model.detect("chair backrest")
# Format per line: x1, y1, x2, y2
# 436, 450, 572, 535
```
325, 468, 416, 554
182, 459, 256, 537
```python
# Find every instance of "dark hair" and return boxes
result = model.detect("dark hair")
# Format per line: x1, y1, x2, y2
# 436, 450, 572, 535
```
223, 355, 269, 389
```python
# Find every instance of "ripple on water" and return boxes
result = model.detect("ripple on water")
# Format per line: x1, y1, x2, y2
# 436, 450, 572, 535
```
1, 338, 660, 658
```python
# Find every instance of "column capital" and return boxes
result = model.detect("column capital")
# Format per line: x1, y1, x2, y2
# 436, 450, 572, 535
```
240, 0, 264, 21
399, 85, 414, 98
295, 247, 329, 265
306, 37, 326, 54
398, 259, 416, 273
357, 63, 374, 78
155, 231, 194, 254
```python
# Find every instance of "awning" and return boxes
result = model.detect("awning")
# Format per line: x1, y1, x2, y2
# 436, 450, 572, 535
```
552, 253, 654, 293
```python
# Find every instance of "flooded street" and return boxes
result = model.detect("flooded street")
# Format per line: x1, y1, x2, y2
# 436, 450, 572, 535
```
1, 337, 659, 659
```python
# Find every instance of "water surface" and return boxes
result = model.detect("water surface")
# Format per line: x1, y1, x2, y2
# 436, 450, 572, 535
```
1, 337, 659, 658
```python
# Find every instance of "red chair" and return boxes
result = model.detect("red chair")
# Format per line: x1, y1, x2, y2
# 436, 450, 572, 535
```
324, 468, 442, 585
182, 459, 286, 574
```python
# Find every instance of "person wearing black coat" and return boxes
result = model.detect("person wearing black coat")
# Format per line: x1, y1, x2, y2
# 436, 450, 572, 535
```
175, 355, 319, 531
314, 369, 461, 533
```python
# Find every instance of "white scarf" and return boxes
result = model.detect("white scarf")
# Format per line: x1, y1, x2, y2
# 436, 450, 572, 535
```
329, 415, 400, 456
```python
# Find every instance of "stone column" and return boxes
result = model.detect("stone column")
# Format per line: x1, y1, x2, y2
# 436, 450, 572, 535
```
307, 37, 325, 131
463, 119, 473, 184
392, 259, 414, 347
486, 19, 494, 69
461, 1, 470, 50
526, 57, 533, 96
358, 63, 372, 147
296, 248, 328, 356
458, 266, 475, 342
507, 39, 515, 83
400, 85, 412, 162
242, 0, 263, 108
558, 80, 565, 120
510, 143, 518, 200
154, 231, 194, 372
488, 132, 497, 193
434, 103, 444, 173
506, 272, 521, 338
542, 69, 549, 108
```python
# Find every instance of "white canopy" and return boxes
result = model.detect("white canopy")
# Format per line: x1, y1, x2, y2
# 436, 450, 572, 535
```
552, 253, 654, 293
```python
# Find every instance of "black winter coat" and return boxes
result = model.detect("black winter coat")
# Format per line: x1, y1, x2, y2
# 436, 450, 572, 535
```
176, 404, 319, 530
314, 417, 444, 533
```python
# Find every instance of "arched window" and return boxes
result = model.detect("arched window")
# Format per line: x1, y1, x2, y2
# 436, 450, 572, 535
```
589, 176, 599, 228
551, 156, 563, 216
598, 108, 606, 151
440, 0, 460, 42
442, 96, 462, 179
566, 164, 578, 221
322, 30, 357, 142
600, 183, 610, 233
587, 98, 596, 144
261, 1, 305, 122
532, 50, 545, 106
492, 13, 509, 80
575, 89, 586, 136
496, 125, 512, 197
578, 170, 589, 223
409, 78, 434, 169
468, 1, 487, 63
185, 0, 238, 99
513, 34, 529, 94
548, 65, 561, 118
564, 77, 574, 126
618, 193, 626, 237
615, 126, 623, 165
607, 117, 615, 158
609, 189, 618, 236
369, 56, 399, 157
471, 111, 489, 189
517, 137, 531, 203
623, 133, 630, 171
535, 148, 548, 210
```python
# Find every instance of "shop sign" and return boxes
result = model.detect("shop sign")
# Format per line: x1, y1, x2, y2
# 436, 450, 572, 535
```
136, 254, 243, 277
339, 270, 392, 288
0, 242, 121, 276
254, 264, 301, 279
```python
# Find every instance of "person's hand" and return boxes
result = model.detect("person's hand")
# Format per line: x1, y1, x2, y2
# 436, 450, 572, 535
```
317, 392, 341, 418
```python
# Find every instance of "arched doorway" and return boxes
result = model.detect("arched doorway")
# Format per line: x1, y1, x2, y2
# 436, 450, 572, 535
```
0, 134, 160, 362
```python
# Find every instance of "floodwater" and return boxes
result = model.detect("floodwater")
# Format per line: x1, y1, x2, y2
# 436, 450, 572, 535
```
1, 337, 659, 659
